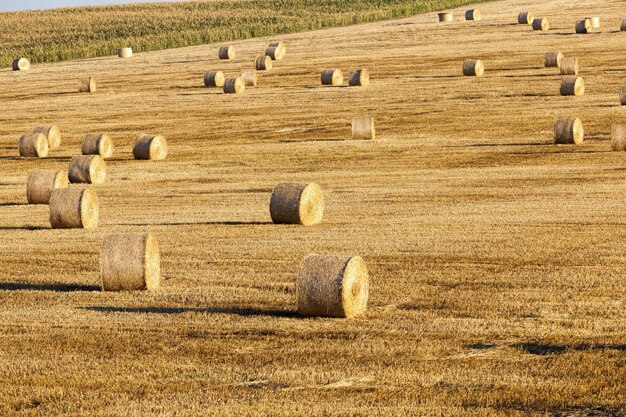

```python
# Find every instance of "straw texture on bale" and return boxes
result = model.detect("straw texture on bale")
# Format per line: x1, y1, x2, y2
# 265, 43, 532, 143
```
78, 77, 96, 93
352, 116, 375, 140
575, 19, 592, 34
532, 18, 550, 31
269, 182, 324, 226
518, 12, 534, 25
33, 125, 62, 149
297, 254, 369, 318
26, 169, 68, 204
19, 133, 48, 158
544, 52, 563, 68
611, 125, 626, 151
560, 76, 584, 96
554, 118, 584, 145
265, 43, 286, 60
589, 16, 600, 29
133, 134, 168, 160
438, 12, 453, 22
560, 57, 579, 75
204, 71, 225, 87
68, 155, 107, 185
465, 9, 481, 21
101, 233, 160, 292
117, 47, 133, 58
218, 45, 235, 59
621, 20, 626, 31
463, 59, 484, 76
321, 69, 343, 86
82, 133, 114, 159
12, 58, 30, 71
348, 69, 369, 87
255, 55, 272, 71
49, 188, 99, 229
241, 70, 257, 87
223, 76, 245, 94
620, 86, 626, 105
268, 41, 285, 49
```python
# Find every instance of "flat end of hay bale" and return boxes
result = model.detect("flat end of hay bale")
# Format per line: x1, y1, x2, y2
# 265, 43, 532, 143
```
270, 182, 324, 226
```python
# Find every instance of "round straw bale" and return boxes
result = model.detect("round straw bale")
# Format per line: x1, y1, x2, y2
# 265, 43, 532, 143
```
100, 233, 160, 292
241, 70, 257, 87
133, 134, 168, 160
554, 118, 584, 145
352, 116, 375, 140
560, 76, 584, 96
78, 77, 96, 93
559, 57, 579, 75
117, 47, 133, 58
621, 19, 626, 31
82, 133, 114, 159
465, 9, 481, 21
19, 133, 48, 158
218, 45, 235, 60
269, 182, 324, 226
69, 155, 106, 185
32, 125, 62, 149
321, 69, 343, 86
544, 52, 563, 68
620, 86, 626, 105
575, 18, 592, 34
589, 16, 600, 29
438, 12, 453, 22
518, 11, 534, 25
611, 124, 626, 151
12, 58, 30, 71
224, 76, 245, 94
463, 59, 484, 76
297, 254, 369, 318
255, 55, 272, 71
204, 71, 225, 87
26, 169, 68, 204
265, 45, 286, 60
532, 18, 550, 31
49, 187, 99, 229
348, 69, 369, 87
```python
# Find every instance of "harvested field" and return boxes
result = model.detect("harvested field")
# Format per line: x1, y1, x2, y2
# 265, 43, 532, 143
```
0, 0, 625, 415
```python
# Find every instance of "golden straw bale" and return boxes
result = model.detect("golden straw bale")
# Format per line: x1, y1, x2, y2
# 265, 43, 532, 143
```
560, 57, 578, 75
266, 42, 286, 60
49, 188, 99, 229
255, 55, 272, 71
78, 77, 96, 93
575, 18, 592, 34
611, 125, 626, 151
101, 233, 160, 292
349, 69, 369, 87
620, 86, 626, 105
532, 18, 550, 31
438, 12, 453, 22
321, 69, 343, 86
588, 16, 600, 29
224, 76, 245, 93
269, 182, 324, 226
465, 9, 481, 21
544, 52, 563, 68
204, 71, 225, 87
352, 116, 375, 140
463, 59, 484, 76
117, 47, 133, 58
32, 125, 62, 149
241, 70, 257, 86
560, 76, 584, 96
518, 12, 534, 25
19, 133, 48, 158
12, 58, 30, 71
82, 133, 114, 159
554, 118, 584, 145
218, 45, 235, 59
297, 254, 369, 318
27, 169, 68, 204
69, 155, 106, 185
133, 134, 168, 160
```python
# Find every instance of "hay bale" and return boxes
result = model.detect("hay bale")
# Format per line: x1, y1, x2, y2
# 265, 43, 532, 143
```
241, 70, 257, 87
560, 57, 579, 75
532, 18, 550, 31
218, 45, 235, 60
575, 18, 592, 34
49, 188, 99, 229
269, 182, 324, 226
268, 41, 285, 49
224, 76, 245, 94
82, 133, 114, 159
518, 11, 534, 25
560, 76, 584, 96
621, 19, 626, 31
26, 169, 68, 204
19, 133, 48, 158
463, 59, 484, 76
100, 233, 160, 292
348, 69, 369, 87
12, 58, 30, 71
438, 12, 453, 22
589, 16, 600, 29
352, 116, 375, 140
133, 134, 168, 160
554, 118, 584, 145
69, 155, 107, 185
78, 77, 96, 93
611, 124, 626, 151
117, 47, 133, 58
297, 254, 369, 318
204, 71, 225, 87
265, 42, 286, 60
321, 69, 343, 86
465, 9, 481, 21
544, 52, 563, 68
32, 125, 62, 149
255, 55, 272, 71
620, 86, 626, 105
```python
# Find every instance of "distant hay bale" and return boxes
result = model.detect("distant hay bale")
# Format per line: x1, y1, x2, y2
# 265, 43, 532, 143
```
218, 45, 235, 60
588, 16, 600, 29
49, 188, 99, 229
26, 169, 68, 204
554, 118, 584, 145
100, 233, 160, 292
266, 41, 286, 60
82, 133, 114, 159
575, 18, 592, 34
438, 12, 453, 22
255, 55, 272, 71
611, 124, 626, 151
33, 125, 62, 149
560, 57, 579, 75
518, 11, 534, 25
348, 69, 369, 87
12, 58, 30, 71
224, 76, 245, 94
269, 182, 324, 226
117, 47, 133, 58
297, 254, 369, 318
78, 77, 96, 93
204, 71, 225, 87
544, 52, 563, 68
532, 18, 550, 31
19, 133, 48, 158
133, 134, 168, 160
463, 59, 484, 76
69, 155, 107, 185
621, 86, 626, 105
241, 70, 257, 86
321, 69, 343, 86
465, 9, 481, 21
352, 116, 375, 140
560, 76, 585, 96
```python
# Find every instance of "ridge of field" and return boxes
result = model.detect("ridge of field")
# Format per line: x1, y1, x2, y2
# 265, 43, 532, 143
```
0, 0, 486, 66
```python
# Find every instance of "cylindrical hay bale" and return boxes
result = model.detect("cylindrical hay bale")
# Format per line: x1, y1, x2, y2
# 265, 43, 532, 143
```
352, 116, 375, 140
621, 20, 626, 32
265, 43, 286, 60
117, 47, 133, 58
554, 118, 584, 145
26, 169, 68, 204
49, 188, 99, 229
255, 55, 272, 71
438, 12, 453, 22
241, 70, 257, 87
32, 125, 62, 149
532, 18, 550, 31
348, 69, 369, 87
560, 76, 585, 96
68, 155, 107, 185
465, 9, 481, 21
204, 71, 225, 87
223, 76, 245, 94
297, 254, 369, 318
611, 125, 626, 151
269, 182, 324, 226
100, 233, 160, 292
589, 16, 600, 29
218, 45, 235, 60
321, 69, 343, 86
78, 77, 96, 93
12, 58, 30, 71
463, 59, 484, 76
575, 18, 592, 34
544, 51, 563, 68
559, 57, 579, 75
82, 133, 114, 159
518, 11, 534, 25
19, 133, 48, 158
620, 86, 626, 105
133, 134, 168, 160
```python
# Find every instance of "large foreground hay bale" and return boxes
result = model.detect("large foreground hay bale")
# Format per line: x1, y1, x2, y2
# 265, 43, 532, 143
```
118, 47, 133, 58
82, 133, 114, 159
554, 118, 584, 145
349, 69, 369, 87
101, 233, 160, 292
32, 125, 62, 149
575, 18, 592, 34
270, 182, 324, 226
204, 71, 225, 87
297, 254, 369, 318
560, 76, 584, 96
321, 69, 343, 86
12, 58, 30, 71
27, 169, 68, 204
49, 188, 99, 229
241, 70, 257, 86
560, 57, 578, 75
544, 52, 563, 68
532, 18, 550, 31
438, 12, 453, 22
133, 134, 168, 160
224, 76, 245, 93
19, 133, 48, 158
465, 9, 481, 21
620, 86, 626, 105
463, 59, 484, 76
352, 116, 375, 140
218, 45, 235, 60
78, 77, 96, 93
518, 11, 534, 25
69, 155, 106, 185
611, 124, 626, 151
255, 55, 272, 71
